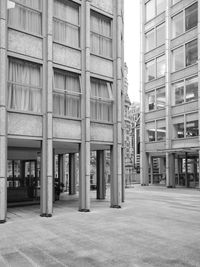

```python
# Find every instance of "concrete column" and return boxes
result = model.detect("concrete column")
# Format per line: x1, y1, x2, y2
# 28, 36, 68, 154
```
150, 156, 153, 185
69, 153, 76, 195
185, 152, 189, 188
198, 1, 200, 189
79, 0, 91, 212
140, 0, 149, 186
96, 151, 106, 200
166, 153, 175, 188
40, 0, 53, 217
58, 154, 64, 192
0, 0, 7, 223
110, 0, 123, 208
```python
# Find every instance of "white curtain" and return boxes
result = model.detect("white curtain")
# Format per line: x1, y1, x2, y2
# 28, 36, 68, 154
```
8, 59, 41, 113
53, 71, 80, 118
53, 0, 79, 47
91, 13, 112, 57
90, 79, 113, 122
8, 0, 42, 35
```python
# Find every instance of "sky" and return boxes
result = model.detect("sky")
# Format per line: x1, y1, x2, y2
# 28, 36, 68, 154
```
124, 1, 140, 103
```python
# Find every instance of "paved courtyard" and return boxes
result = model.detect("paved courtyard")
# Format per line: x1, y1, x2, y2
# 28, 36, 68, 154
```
0, 185, 200, 267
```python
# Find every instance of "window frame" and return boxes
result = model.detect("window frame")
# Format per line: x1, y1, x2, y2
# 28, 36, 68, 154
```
146, 119, 166, 142
173, 114, 199, 139
145, 53, 165, 82
146, 86, 165, 112
145, 22, 165, 52
145, 0, 165, 23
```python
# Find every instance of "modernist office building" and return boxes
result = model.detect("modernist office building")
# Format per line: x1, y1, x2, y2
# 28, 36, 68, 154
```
0, 0, 124, 223
141, 0, 200, 187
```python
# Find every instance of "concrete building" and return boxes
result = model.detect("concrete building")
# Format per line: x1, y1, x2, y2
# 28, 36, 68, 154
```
141, 0, 200, 188
0, 0, 124, 223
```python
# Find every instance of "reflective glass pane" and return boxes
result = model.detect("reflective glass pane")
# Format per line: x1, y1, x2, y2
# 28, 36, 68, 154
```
186, 76, 198, 102
146, 60, 156, 82
157, 55, 165, 77
157, 0, 165, 15
148, 92, 155, 111
186, 39, 198, 66
156, 23, 165, 47
173, 81, 184, 105
172, 12, 183, 38
148, 129, 156, 142
146, 29, 155, 52
157, 127, 166, 141
172, 46, 184, 71
174, 122, 184, 138
146, 0, 155, 22
185, 2, 198, 31
186, 120, 198, 137
156, 87, 165, 109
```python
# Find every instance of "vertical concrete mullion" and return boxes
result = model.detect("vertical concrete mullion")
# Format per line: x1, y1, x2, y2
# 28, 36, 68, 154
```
0, 0, 7, 223
110, 0, 123, 208
79, 0, 90, 212
140, 0, 149, 186
41, 0, 53, 217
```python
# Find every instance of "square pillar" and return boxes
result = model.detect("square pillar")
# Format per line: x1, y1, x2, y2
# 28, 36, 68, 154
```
96, 150, 106, 200
166, 153, 175, 188
69, 153, 76, 195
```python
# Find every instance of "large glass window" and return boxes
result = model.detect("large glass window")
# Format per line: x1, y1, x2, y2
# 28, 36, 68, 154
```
8, 0, 42, 35
91, 11, 112, 58
173, 81, 184, 105
146, 30, 155, 52
186, 76, 198, 102
186, 120, 198, 137
174, 122, 184, 138
156, 23, 165, 47
53, 0, 80, 48
156, 87, 165, 109
172, 12, 183, 38
90, 78, 113, 122
186, 39, 198, 67
147, 92, 155, 111
7, 58, 42, 113
146, 60, 155, 82
185, 2, 198, 31
172, 46, 184, 71
157, 126, 166, 141
146, 0, 155, 22
53, 70, 81, 118
157, 55, 165, 77
148, 129, 156, 142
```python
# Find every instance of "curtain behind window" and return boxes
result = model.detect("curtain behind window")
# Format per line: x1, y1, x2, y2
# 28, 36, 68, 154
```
8, 59, 41, 112
90, 78, 113, 122
91, 12, 112, 58
53, 0, 80, 48
8, 0, 42, 35
53, 71, 81, 118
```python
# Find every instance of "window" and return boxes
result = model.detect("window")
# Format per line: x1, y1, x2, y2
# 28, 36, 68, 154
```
146, 0, 155, 22
53, 0, 80, 48
186, 39, 198, 66
172, 81, 184, 105
185, 2, 198, 31
174, 122, 184, 138
172, 0, 181, 5
90, 78, 113, 122
146, 30, 155, 52
53, 70, 81, 118
91, 11, 112, 58
186, 120, 198, 137
172, 2, 198, 38
172, 12, 183, 38
147, 120, 166, 142
157, 55, 165, 77
156, 87, 165, 109
146, 87, 165, 111
8, 0, 42, 35
7, 58, 42, 113
186, 76, 198, 102
157, 0, 165, 15
146, 60, 155, 82
156, 23, 165, 47
157, 126, 166, 141
172, 46, 184, 71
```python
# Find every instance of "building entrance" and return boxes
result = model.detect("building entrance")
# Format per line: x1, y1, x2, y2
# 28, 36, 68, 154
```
7, 159, 40, 203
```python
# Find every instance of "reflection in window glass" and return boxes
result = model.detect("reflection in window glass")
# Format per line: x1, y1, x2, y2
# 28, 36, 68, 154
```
173, 81, 184, 105
157, 55, 165, 77
157, 127, 166, 141
172, 12, 183, 38
186, 39, 198, 66
157, 0, 165, 15
185, 2, 198, 31
146, 30, 155, 52
174, 122, 184, 138
148, 92, 155, 111
186, 120, 198, 137
146, 60, 155, 82
148, 129, 156, 142
146, 0, 155, 22
156, 23, 165, 47
172, 46, 184, 71
186, 76, 198, 102
156, 87, 165, 109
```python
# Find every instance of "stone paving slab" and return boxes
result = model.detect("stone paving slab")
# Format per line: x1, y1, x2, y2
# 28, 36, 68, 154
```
0, 185, 200, 266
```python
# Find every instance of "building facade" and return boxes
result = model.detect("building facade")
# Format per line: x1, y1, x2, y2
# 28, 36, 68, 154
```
0, 0, 124, 223
141, 0, 200, 188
